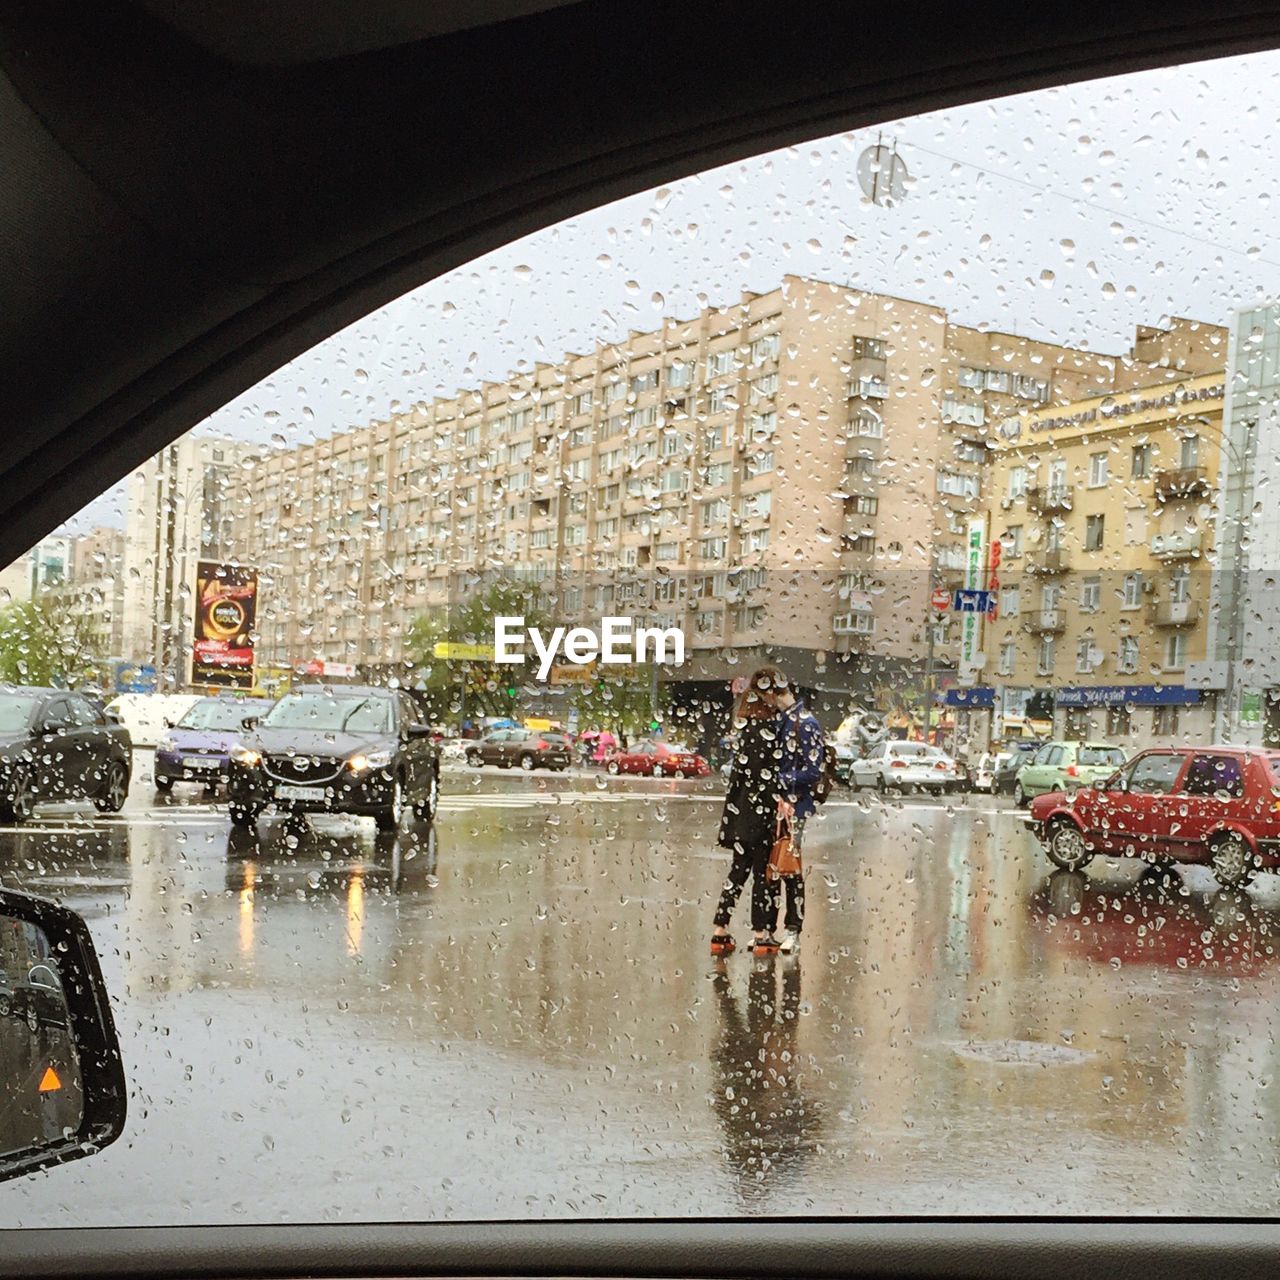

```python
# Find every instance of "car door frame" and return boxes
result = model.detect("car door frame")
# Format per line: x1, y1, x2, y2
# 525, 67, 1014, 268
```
31, 695, 80, 800
1110, 748, 1189, 855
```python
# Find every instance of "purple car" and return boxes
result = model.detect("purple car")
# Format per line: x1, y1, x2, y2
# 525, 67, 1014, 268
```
154, 697, 275, 793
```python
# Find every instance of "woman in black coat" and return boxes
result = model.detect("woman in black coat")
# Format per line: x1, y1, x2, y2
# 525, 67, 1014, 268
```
710, 666, 790, 956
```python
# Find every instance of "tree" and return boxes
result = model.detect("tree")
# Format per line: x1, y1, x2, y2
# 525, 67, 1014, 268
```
570, 665, 665, 738
0, 599, 102, 688
404, 579, 552, 723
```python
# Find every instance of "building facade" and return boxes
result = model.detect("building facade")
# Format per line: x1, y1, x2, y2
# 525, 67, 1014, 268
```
123, 436, 254, 687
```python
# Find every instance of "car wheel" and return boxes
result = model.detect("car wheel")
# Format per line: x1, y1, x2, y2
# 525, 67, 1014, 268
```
0, 765, 34, 825
465, 751, 482, 768
519, 753, 536, 771
0, 994, 10, 1017
375, 775, 406, 831
1013, 781, 1029, 808
94, 760, 129, 813
1210, 832, 1259, 890
228, 803, 260, 830
154, 775, 174, 792
672, 768, 685, 779
413, 769, 439, 823
25, 1005, 39, 1034
1043, 816, 1094, 871
606, 760, 620, 775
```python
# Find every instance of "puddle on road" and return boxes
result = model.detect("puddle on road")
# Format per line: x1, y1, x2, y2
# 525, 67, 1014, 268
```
946, 1039, 1096, 1067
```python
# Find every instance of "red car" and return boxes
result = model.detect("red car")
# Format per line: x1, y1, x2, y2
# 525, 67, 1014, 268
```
1027, 746, 1280, 889
604, 740, 710, 778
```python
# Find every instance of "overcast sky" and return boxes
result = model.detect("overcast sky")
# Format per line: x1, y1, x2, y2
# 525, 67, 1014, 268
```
66, 47, 1280, 532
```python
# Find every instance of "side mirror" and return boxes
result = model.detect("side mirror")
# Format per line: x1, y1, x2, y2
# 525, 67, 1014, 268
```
1107, 772, 1127, 792
0, 888, 126, 1182
103, 708, 122, 726
162, 718, 175, 730
241, 716, 259, 732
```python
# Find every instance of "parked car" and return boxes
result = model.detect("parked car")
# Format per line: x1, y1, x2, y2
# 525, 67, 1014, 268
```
0, 687, 132, 823
465, 729, 571, 771
104, 693, 202, 748
604, 740, 710, 777
153, 696, 275, 793
226, 686, 440, 830
1013, 739, 1128, 806
1026, 746, 1280, 889
848, 740, 962, 793
0, 962, 68, 1033
437, 737, 469, 765
992, 741, 1043, 795
832, 742, 858, 785
969, 751, 1012, 794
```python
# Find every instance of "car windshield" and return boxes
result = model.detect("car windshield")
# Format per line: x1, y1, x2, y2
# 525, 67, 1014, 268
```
16, 39, 1280, 1233
177, 699, 267, 731
261, 695, 392, 734
0, 693, 39, 733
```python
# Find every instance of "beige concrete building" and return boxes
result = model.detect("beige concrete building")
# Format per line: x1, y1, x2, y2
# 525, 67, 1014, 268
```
229, 277, 1225, 741
977, 363, 1226, 748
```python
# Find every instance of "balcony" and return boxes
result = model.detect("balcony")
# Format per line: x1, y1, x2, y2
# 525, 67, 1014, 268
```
1026, 485, 1073, 515
1148, 599, 1201, 628
1154, 465, 1211, 501
1026, 548, 1071, 575
846, 377, 889, 402
1150, 529, 1203, 560
1023, 608, 1066, 635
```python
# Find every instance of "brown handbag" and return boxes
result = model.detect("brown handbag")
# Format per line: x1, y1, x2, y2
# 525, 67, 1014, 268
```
767, 811, 803, 881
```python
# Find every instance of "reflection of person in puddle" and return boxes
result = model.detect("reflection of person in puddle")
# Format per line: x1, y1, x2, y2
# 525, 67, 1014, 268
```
709, 958, 822, 1205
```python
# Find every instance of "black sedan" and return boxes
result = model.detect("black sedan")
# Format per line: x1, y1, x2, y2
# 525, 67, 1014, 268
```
226, 686, 439, 830
0, 687, 131, 824
992, 741, 1044, 796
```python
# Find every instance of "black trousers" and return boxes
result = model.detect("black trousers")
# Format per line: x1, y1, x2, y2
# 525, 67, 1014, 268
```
714, 834, 780, 932
771, 816, 806, 933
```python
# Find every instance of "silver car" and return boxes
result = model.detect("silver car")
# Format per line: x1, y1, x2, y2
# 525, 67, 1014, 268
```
849, 740, 962, 793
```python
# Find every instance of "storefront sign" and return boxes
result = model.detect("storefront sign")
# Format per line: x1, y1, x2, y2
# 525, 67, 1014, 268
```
944, 686, 995, 708
1241, 690, 1263, 725
958, 518, 985, 685
1056, 685, 1200, 707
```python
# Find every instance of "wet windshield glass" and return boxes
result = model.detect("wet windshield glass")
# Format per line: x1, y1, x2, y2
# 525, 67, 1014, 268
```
177, 700, 266, 731
262, 696, 392, 734
0, 694, 38, 733
12, 42, 1280, 1231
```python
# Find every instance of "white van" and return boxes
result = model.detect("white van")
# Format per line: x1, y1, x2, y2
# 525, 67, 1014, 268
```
105, 693, 202, 748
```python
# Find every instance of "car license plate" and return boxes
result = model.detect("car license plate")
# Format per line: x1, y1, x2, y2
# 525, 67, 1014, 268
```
183, 756, 217, 769
274, 784, 325, 802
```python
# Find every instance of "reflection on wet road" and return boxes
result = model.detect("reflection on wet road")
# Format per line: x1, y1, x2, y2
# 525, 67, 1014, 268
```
1, 772, 1280, 1222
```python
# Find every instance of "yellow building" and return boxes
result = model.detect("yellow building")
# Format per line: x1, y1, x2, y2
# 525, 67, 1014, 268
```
976, 371, 1225, 748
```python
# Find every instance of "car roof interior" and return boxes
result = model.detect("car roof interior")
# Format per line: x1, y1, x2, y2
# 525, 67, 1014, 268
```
4, 0, 1280, 1276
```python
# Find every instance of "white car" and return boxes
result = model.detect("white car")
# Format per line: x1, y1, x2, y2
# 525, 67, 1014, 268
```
105, 693, 202, 748
849, 740, 962, 793
969, 751, 1012, 793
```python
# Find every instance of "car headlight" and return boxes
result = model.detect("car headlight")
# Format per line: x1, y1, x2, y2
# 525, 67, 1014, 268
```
347, 749, 393, 774
157, 736, 176, 754
230, 744, 261, 767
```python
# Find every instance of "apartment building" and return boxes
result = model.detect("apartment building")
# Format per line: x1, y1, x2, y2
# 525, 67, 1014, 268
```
123, 435, 255, 686
59, 527, 127, 659
975, 366, 1226, 748
235, 276, 1224, 736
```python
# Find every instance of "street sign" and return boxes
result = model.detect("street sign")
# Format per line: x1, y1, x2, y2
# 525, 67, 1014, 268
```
953, 589, 996, 614
432, 642, 496, 662
112, 661, 157, 694
930, 587, 951, 611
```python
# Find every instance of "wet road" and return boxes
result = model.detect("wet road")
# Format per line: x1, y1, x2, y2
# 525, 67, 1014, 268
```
1, 757, 1280, 1223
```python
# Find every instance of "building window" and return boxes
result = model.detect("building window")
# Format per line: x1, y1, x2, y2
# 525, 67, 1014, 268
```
851, 336, 885, 360
942, 395, 985, 426
744, 528, 770, 552
705, 425, 724, 452
1080, 577, 1101, 612
604, 380, 627, 405
937, 470, 979, 500
845, 533, 876, 553
1008, 466, 1028, 500
1088, 451, 1109, 488
709, 387, 733, 415
662, 432, 683, 457
655, 542, 679, 562
1180, 435, 1201, 468
1076, 639, 1099, 673
707, 350, 735, 377
1122, 573, 1142, 609
1169, 566, 1190, 603
1038, 637, 1056, 674
1005, 525, 1023, 557
855, 375, 889, 400
699, 536, 727, 560
750, 333, 781, 363
985, 369, 1012, 393
750, 372, 779, 401
1000, 584, 1020, 616
630, 370, 658, 395
745, 451, 774, 478
853, 495, 878, 515
1106, 705, 1132, 737
1014, 374, 1050, 403
1048, 458, 1069, 499
1084, 514, 1105, 551
998, 641, 1016, 676
750, 411, 777, 439
667, 361, 691, 389
1119, 636, 1139, 673
1131, 444, 1152, 479
1165, 632, 1187, 670
1153, 704, 1181, 736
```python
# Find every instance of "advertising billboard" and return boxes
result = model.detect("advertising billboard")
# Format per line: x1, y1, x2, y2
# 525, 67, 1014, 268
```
193, 562, 257, 689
